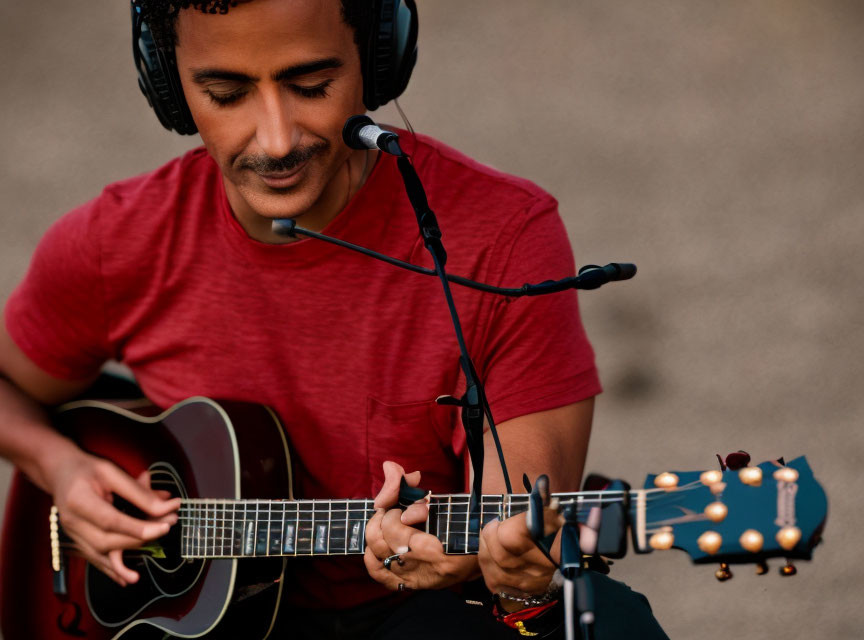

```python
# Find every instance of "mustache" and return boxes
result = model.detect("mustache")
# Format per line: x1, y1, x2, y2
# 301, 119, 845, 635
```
237, 141, 329, 174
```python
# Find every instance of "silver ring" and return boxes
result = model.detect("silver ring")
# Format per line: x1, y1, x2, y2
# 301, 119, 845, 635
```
398, 582, 406, 592
383, 553, 403, 570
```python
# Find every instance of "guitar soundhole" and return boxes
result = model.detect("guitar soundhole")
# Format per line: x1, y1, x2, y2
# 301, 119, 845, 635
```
136, 465, 187, 573
88, 463, 207, 627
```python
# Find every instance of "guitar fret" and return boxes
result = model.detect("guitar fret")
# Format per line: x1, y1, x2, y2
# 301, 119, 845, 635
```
206, 503, 212, 557
464, 497, 469, 554
445, 496, 451, 554
231, 502, 237, 556
244, 502, 255, 556
216, 504, 222, 557
313, 502, 329, 554
348, 501, 365, 553
284, 503, 298, 554
265, 502, 272, 556
196, 505, 202, 557
344, 501, 349, 554
232, 503, 242, 556
210, 503, 216, 557
296, 502, 311, 555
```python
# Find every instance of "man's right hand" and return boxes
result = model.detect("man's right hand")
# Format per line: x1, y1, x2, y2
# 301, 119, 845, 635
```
47, 449, 181, 586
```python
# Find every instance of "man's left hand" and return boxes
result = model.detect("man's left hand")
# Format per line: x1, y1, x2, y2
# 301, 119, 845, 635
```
478, 507, 563, 599
364, 461, 480, 591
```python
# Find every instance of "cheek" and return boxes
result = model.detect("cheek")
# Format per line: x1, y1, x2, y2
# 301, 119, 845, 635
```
188, 103, 254, 168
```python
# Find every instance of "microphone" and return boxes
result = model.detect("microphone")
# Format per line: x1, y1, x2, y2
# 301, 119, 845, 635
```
342, 115, 404, 156
575, 263, 637, 290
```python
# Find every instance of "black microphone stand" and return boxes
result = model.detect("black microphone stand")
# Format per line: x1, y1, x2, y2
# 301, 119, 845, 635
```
560, 506, 596, 640
274, 126, 635, 632
392, 150, 505, 537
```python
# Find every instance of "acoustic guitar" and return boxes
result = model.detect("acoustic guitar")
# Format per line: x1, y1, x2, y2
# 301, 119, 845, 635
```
0, 397, 828, 639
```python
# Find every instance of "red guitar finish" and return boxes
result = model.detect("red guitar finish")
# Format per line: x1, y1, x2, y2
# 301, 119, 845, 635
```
0, 398, 290, 640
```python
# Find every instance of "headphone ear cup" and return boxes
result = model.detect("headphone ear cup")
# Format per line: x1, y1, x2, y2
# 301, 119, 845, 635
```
363, 0, 418, 111
132, 4, 197, 135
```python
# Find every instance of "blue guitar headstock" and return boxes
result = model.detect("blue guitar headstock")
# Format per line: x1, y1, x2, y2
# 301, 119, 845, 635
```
635, 456, 827, 578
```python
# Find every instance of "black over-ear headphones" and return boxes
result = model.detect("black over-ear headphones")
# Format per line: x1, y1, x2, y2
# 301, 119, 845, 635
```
131, 0, 418, 136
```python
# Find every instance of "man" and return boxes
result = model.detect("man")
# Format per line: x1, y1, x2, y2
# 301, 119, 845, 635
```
0, 1, 666, 637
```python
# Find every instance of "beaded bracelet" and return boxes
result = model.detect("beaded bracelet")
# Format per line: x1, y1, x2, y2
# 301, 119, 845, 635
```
496, 588, 559, 608
497, 573, 562, 607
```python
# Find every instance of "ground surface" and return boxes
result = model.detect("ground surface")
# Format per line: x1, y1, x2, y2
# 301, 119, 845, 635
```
1, 1, 862, 637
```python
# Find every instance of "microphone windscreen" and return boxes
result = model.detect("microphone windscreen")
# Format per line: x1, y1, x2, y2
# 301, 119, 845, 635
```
612, 263, 637, 280
342, 115, 374, 150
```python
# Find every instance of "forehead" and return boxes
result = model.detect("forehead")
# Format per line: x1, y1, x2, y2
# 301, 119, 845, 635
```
174, 0, 356, 68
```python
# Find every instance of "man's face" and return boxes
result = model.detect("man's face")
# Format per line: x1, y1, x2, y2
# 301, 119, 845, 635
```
174, 0, 365, 229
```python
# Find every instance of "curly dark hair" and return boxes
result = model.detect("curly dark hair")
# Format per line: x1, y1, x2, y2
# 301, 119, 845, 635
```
137, 1, 369, 51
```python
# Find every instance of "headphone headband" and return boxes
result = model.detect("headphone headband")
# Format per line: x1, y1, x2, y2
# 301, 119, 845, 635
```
131, 0, 418, 135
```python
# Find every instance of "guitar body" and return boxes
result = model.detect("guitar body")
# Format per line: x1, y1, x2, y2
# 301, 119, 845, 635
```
0, 398, 292, 640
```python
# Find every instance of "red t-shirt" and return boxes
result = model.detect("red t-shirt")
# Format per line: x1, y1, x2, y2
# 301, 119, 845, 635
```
5, 133, 601, 608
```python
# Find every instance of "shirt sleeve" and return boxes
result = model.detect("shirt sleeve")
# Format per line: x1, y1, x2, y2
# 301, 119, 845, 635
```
477, 195, 602, 425
3, 196, 112, 380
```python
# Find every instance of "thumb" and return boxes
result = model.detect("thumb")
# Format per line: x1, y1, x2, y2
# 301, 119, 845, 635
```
373, 460, 406, 509
136, 470, 151, 490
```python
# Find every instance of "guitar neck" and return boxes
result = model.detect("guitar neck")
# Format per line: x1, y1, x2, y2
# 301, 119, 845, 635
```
178, 490, 636, 559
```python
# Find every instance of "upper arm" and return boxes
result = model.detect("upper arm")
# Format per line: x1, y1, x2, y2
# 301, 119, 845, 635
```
482, 397, 594, 495
1, 196, 112, 398
0, 317, 97, 406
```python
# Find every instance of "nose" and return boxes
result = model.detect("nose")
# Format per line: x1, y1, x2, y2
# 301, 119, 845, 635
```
254, 87, 301, 160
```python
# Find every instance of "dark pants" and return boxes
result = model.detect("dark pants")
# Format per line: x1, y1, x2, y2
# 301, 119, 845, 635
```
276, 574, 668, 639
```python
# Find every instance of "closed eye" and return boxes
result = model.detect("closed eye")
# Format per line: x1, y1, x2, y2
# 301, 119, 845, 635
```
291, 80, 332, 99
205, 90, 247, 106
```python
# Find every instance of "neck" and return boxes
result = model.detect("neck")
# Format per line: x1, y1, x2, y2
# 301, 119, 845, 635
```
177, 490, 633, 559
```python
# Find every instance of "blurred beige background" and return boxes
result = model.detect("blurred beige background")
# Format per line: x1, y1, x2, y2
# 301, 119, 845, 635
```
1, 0, 862, 637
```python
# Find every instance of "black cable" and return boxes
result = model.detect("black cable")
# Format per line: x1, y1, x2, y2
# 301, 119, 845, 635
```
275, 220, 636, 297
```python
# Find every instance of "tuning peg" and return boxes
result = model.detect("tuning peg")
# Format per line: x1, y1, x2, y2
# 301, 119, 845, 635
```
738, 466, 763, 487
755, 560, 769, 575
776, 526, 802, 551
739, 529, 764, 553
780, 560, 797, 576
773, 467, 799, 483
715, 563, 733, 581
649, 527, 675, 550
697, 531, 723, 555
700, 470, 723, 486
654, 472, 679, 491
704, 501, 728, 523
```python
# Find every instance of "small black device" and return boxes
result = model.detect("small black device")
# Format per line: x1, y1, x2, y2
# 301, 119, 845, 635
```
131, 0, 419, 135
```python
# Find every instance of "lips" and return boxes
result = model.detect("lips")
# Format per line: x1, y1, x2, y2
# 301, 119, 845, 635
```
256, 159, 309, 189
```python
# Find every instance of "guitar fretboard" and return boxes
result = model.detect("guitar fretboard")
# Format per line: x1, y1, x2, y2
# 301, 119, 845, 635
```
178, 492, 623, 559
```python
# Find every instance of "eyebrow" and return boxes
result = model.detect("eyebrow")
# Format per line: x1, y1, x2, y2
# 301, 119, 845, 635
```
191, 58, 344, 85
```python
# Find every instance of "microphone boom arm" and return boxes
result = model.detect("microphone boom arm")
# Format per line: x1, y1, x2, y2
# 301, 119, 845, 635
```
272, 218, 635, 296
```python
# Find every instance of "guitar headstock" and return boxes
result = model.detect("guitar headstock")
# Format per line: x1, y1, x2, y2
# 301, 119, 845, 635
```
636, 456, 827, 575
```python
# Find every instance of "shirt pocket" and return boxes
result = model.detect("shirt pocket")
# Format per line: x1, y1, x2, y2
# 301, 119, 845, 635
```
366, 395, 463, 497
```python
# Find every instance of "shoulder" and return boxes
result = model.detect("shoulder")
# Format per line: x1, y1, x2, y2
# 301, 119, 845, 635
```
99, 147, 219, 217
402, 132, 558, 219
398, 132, 570, 277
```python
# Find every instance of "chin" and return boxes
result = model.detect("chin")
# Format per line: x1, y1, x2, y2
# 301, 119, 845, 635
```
245, 193, 318, 221
236, 178, 324, 221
